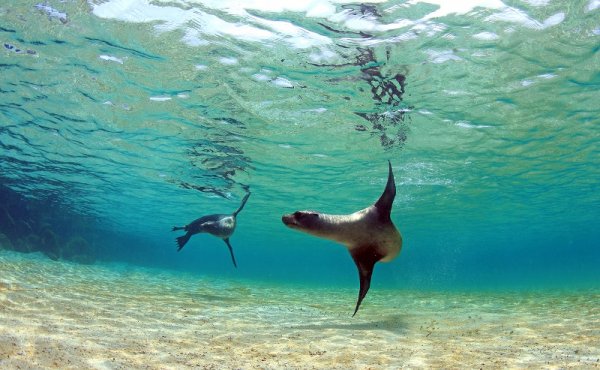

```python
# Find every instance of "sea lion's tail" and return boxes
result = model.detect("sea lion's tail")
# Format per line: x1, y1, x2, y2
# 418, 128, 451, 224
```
176, 233, 191, 251
233, 192, 251, 216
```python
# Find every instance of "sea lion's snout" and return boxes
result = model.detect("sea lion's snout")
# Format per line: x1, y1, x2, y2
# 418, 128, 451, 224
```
283, 211, 321, 229
282, 214, 296, 227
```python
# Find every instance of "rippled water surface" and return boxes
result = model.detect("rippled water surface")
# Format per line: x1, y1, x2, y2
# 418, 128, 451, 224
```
1, 1, 599, 289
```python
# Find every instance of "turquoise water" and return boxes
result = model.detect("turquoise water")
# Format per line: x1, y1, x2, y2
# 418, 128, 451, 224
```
1, 0, 599, 296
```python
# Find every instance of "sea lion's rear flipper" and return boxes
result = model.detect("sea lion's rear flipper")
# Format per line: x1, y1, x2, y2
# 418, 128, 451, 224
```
176, 233, 192, 251
350, 246, 383, 316
233, 192, 251, 217
172, 226, 185, 231
223, 238, 238, 268
374, 161, 396, 221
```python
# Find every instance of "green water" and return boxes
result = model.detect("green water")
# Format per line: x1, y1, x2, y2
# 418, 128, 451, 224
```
0, 1, 599, 291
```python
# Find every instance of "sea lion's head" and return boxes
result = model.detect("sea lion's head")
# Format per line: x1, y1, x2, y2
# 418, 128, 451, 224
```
282, 211, 321, 230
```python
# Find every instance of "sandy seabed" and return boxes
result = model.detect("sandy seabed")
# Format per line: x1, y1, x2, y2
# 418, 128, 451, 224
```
0, 250, 598, 369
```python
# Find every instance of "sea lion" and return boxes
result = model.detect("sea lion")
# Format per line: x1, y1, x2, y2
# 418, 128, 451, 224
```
282, 161, 401, 316
172, 192, 250, 268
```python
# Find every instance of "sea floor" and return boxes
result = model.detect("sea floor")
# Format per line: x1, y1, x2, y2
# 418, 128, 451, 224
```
0, 250, 598, 369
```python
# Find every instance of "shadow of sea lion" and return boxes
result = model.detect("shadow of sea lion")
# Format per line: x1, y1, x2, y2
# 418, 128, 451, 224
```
291, 314, 408, 334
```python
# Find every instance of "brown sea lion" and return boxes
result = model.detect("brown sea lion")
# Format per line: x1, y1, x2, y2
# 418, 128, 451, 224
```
282, 162, 402, 315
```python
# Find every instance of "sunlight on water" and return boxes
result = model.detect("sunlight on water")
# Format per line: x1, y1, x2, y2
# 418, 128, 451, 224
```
0, 0, 598, 282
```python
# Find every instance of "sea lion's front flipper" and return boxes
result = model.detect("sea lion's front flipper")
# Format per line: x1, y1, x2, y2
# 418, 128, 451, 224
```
350, 246, 383, 316
374, 161, 396, 221
223, 238, 238, 268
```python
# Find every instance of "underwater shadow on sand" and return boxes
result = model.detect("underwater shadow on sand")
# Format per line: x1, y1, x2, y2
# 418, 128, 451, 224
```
186, 292, 244, 303
292, 314, 408, 334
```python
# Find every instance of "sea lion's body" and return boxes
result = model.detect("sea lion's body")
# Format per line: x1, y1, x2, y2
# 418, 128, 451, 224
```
183, 213, 236, 239
173, 192, 250, 268
282, 162, 402, 315
286, 208, 401, 262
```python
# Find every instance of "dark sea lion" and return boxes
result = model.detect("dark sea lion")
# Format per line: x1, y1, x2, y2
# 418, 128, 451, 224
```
172, 192, 250, 268
282, 161, 402, 316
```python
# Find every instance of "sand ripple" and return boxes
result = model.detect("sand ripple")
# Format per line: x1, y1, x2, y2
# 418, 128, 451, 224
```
1, 251, 599, 369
